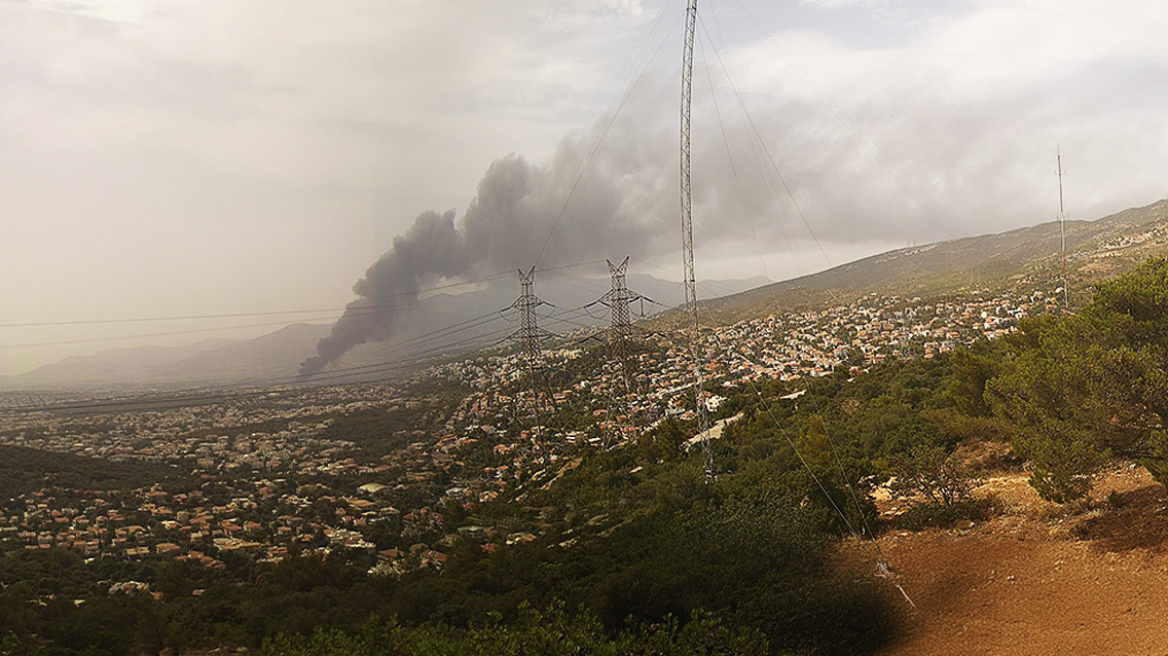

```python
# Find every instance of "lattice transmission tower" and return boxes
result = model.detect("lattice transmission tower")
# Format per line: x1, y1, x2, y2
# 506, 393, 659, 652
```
591, 257, 650, 444
507, 267, 555, 438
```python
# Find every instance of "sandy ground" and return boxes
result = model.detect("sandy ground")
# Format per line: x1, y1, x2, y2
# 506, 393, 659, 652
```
869, 466, 1168, 656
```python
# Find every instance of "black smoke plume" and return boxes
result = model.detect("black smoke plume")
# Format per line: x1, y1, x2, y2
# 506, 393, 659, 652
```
299, 138, 668, 376
298, 76, 939, 376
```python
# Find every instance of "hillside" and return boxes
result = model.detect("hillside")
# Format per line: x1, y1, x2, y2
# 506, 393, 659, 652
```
873, 466, 1168, 656
0, 443, 179, 498
0, 274, 764, 390
4, 338, 239, 389
8, 196, 1168, 416
157, 322, 331, 383
6, 257, 1168, 654
1, 324, 331, 390
703, 198, 1168, 322
7, 198, 1168, 391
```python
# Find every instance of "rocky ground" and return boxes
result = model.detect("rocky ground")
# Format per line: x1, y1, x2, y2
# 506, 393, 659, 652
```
868, 466, 1168, 656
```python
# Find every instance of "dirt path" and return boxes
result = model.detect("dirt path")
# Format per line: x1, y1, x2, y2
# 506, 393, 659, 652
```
872, 467, 1168, 656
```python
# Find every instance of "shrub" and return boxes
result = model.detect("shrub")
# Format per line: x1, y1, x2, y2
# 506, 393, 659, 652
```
887, 446, 977, 508
893, 497, 1000, 531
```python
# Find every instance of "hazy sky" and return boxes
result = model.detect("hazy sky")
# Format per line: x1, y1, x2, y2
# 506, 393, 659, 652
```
3, 0, 1167, 375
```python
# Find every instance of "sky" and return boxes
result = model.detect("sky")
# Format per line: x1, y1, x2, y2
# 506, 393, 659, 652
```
3, 0, 1167, 375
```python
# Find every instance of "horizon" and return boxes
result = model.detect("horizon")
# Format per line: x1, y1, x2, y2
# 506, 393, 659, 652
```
6, 198, 1154, 381
5, 0, 1168, 374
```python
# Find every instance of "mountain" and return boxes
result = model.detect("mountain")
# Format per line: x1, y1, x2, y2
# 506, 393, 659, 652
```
290, 272, 769, 382
701, 197, 1168, 322
7, 197, 1168, 391
0, 274, 765, 390
157, 323, 333, 383
0, 326, 331, 391
1, 338, 239, 390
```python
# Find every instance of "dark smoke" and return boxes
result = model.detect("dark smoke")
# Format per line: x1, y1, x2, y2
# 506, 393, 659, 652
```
298, 208, 466, 375
299, 144, 665, 375
301, 73, 983, 376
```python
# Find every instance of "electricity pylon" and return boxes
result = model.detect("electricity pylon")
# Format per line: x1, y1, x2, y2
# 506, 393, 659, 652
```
507, 267, 555, 439
590, 257, 649, 444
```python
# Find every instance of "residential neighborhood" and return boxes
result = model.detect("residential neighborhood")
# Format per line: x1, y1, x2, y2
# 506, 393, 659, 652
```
0, 286, 1057, 581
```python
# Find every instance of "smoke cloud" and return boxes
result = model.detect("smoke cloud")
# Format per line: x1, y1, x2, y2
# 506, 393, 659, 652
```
302, 32, 1168, 375
299, 116, 674, 375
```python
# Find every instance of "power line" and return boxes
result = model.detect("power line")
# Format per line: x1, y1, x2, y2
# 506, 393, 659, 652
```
533, 10, 686, 271
1, 297, 633, 416
1, 259, 609, 331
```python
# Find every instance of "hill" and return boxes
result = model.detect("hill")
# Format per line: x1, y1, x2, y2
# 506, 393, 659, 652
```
6, 255, 1168, 654
158, 322, 332, 383
0, 274, 766, 390
0, 324, 331, 391
3, 338, 238, 389
8, 197, 1168, 390
702, 198, 1168, 322
0, 443, 179, 498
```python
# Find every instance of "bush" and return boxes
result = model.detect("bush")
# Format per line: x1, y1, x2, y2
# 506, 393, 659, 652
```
1022, 437, 1106, 504
893, 497, 1000, 531
887, 446, 977, 508
257, 605, 772, 656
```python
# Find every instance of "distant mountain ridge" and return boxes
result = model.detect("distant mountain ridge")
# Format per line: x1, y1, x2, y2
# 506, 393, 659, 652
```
0, 274, 767, 391
6, 197, 1168, 391
1, 325, 330, 391
702, 197, 1168, 322
3, 339, 241, 389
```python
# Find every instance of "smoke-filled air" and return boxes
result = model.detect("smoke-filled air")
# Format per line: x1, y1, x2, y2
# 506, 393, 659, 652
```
299, 115, 674, 375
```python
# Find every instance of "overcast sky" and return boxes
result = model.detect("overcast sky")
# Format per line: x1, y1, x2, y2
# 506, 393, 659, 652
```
3, 0, 1167, 375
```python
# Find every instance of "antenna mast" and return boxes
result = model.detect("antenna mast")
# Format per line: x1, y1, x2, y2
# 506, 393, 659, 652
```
680, 0, 697, 318
680, 0, 714, 480
1058, 147, 1069, 312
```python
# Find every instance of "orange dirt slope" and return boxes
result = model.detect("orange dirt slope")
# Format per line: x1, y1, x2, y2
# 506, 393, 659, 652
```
870, 466, 1168, 656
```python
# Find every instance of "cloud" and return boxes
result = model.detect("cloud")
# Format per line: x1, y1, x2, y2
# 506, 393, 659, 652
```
705, 1, 1168, 251
4, 0, 1168, 374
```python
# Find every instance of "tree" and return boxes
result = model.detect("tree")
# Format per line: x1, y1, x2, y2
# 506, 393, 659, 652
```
946, 346, 1001, 418
987, 258, 1168, 501
797, 415, 833, 471
887, 445, 975, 507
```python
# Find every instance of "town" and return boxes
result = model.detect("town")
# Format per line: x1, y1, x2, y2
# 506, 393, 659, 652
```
0, 285, 1062, 593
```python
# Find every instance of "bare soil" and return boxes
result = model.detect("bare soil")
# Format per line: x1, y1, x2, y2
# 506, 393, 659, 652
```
868, 465, 1168, 656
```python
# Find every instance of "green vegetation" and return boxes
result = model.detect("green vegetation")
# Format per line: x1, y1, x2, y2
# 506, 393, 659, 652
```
8, 256, 1168, 655
987, 257, 1168, 501
0, 360, 965, 656
0, 445, 178, 499
258, 604, 769, 656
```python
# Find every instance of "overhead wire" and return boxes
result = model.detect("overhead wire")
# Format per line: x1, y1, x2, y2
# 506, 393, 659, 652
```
1, 260, 610, 350
696, 19, 771, 282
703, 4, 810, 280
3, 291, 653, 415
726, 0, 967, 241
694, 283, 914, 606
533, 9, 687, 271
3, 326, 513, 415
696, 13, 837, 282
0, 270, 522, 329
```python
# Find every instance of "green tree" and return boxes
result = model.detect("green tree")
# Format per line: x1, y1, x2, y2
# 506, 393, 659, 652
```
887, 445, 975, 507
987, 258, 1168, 501
797, 415, 833, 471
946, 346, 1001, 417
